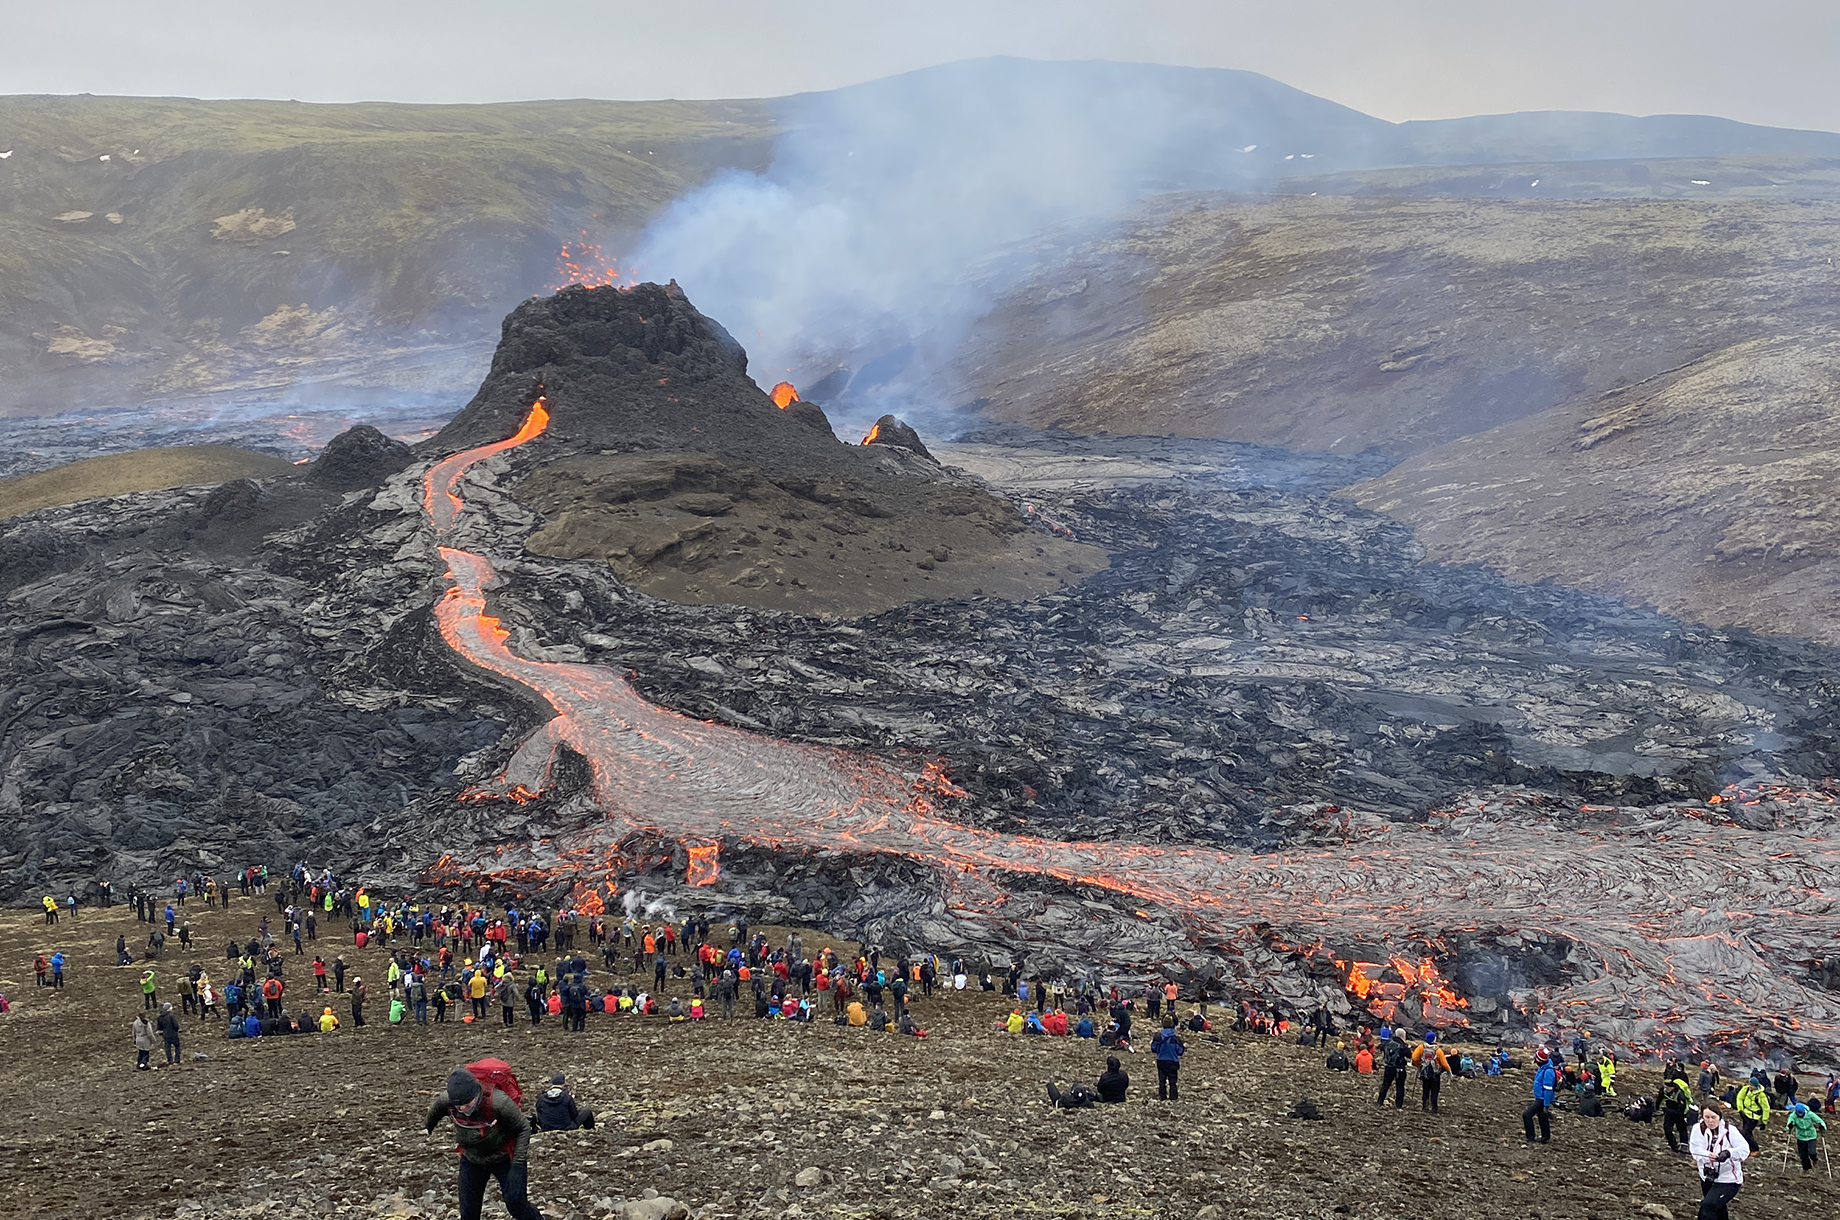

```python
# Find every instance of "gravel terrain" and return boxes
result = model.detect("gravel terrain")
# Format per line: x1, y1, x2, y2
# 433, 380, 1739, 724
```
3, 902, 1836, 1220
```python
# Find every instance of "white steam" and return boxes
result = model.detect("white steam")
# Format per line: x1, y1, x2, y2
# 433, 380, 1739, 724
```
630, 59, 1382, 429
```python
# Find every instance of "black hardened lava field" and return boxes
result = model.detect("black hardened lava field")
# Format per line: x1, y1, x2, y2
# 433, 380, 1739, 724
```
4, 285, 1839, 1064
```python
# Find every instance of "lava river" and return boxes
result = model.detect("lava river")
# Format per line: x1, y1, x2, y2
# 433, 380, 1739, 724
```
423, 400, 1840, 1056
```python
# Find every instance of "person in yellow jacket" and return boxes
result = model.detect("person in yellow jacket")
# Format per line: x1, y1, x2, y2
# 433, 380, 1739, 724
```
319, 1006, 340, 1032
42, 895, 59, 925
847, 1000, 868, 1027
1735, 1074, 1773, 1151
1005, 1009, 1025, 1035
1596, 1050, 1618, 1097
468, 970, 489, 1020
1411, 1031, 1452, 1113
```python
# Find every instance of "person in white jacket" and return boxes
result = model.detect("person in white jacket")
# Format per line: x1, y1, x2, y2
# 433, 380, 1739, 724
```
1687, 1103, 1749, 1220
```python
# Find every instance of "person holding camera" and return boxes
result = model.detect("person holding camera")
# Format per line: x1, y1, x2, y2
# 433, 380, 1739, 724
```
1688, 1103, 1748, 1220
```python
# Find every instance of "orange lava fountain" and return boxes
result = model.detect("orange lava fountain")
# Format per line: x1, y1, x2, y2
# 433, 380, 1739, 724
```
769, 382, 800, 409
861, 422, 882, 446
417, 398, 1840, 1051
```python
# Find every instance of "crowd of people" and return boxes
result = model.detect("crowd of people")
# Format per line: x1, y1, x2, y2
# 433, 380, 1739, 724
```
14, 862, 1837, 1220
97, 865, 995, 1053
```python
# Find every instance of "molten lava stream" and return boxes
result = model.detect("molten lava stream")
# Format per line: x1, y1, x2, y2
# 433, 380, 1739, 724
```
421, 398, 1840, 1050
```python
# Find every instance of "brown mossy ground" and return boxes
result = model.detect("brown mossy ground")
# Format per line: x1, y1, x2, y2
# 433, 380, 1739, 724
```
2, 901, 1835, 1220
0, 445, 298, 519
517, 451, 1106, 616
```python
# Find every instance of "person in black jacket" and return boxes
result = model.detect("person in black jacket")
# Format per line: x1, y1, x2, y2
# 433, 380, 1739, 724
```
1377, 1032, 1411, 1109
1096, 1056, 1130, 1103
155, 1002, 182, 1065
535, 1074, 595, 1131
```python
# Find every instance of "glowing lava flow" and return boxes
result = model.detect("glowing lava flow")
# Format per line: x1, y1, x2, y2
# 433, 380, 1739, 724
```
421, 402, 1840, 1054
769, 382, 799, 409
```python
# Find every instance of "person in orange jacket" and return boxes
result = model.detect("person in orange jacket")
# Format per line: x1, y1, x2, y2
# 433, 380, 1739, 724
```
1412, 1030, 1452, 1113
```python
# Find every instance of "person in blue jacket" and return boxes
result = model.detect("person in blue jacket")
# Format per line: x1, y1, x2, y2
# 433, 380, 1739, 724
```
1075, 1014, 1095, 1039
1151, 1017, 1186, 1100
1524, 1047, 1557, 1143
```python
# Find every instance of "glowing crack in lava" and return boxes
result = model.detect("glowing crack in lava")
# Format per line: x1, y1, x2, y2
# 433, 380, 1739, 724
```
422, 401, 1840, 1054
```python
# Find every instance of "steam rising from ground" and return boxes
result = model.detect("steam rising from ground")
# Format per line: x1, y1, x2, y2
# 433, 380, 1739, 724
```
631, 60, 1373, 427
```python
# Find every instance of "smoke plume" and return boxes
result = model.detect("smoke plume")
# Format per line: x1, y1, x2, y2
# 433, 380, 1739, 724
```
631, 58, 1380, 431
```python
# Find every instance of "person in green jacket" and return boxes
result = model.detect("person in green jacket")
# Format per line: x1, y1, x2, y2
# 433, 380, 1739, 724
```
140, 968, 157, 1009
1735, 1075, 1773, 1151
425, 1068, 541, 1220
1786, 1102, 1827, 1172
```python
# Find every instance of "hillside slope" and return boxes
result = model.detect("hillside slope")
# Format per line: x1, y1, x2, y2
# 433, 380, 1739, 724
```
9, 61, 1840, 423
0, 95, 776, 413
1348, 333, 1840, 644
944, 192, 1840, 454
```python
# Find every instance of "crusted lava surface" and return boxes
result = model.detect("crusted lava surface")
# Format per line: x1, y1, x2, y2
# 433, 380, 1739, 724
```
4, 286, 1840, 1062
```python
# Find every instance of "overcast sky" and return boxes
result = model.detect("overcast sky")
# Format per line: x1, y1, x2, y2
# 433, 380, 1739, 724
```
7, 0, 1837, 132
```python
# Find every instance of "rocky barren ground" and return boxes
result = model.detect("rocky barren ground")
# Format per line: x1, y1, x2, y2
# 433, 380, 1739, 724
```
3, 903, 1838, 1220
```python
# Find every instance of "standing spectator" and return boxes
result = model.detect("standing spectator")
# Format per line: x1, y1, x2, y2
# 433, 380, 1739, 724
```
155, 1002, 182, 1066
1524, 1048, 1557, 1144
1150, 1016, 1185, 1101
131, 1013, 156, 1071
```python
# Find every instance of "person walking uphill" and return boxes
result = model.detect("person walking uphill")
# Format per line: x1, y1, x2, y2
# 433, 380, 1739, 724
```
1689, 1103, 1748, 1220
1734, 1075, 1771, 1152
1785, 1102, 1827, 1172
425, 1067, 542, 1220
1151, 1017, 1185, 1101
1523, 1048, 1557, 1143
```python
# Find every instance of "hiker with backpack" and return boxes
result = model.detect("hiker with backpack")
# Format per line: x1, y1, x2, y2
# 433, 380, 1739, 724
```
1412, 1030, 1450, 1113
1785, 1102, 1826, 1172
425, 1062, 542, 1220
1661, 1061, 1695, 1154
1377, 1030, 1411, 1109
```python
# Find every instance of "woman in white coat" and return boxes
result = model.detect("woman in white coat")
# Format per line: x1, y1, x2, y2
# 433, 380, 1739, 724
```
1687, 1103, 1749, 1220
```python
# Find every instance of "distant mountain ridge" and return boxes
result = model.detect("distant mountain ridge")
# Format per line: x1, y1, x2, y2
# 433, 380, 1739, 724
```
3, 57, 1837, 420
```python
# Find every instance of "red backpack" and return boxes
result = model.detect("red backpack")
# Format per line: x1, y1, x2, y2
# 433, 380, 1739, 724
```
466, 1058, 523, 1109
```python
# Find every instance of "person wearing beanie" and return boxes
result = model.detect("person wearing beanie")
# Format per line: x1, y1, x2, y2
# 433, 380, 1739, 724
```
536, 1073, 595, 1132
1412, 1029, 1450, 1113
1326, 1040, 1351, 1071
1785, 1101, 1827, 1171
1377, 1027, 1411, 1109
425, 1066, 540, 1220
155, 1001, 182, 1065
1096, 1055, 1130, 1103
